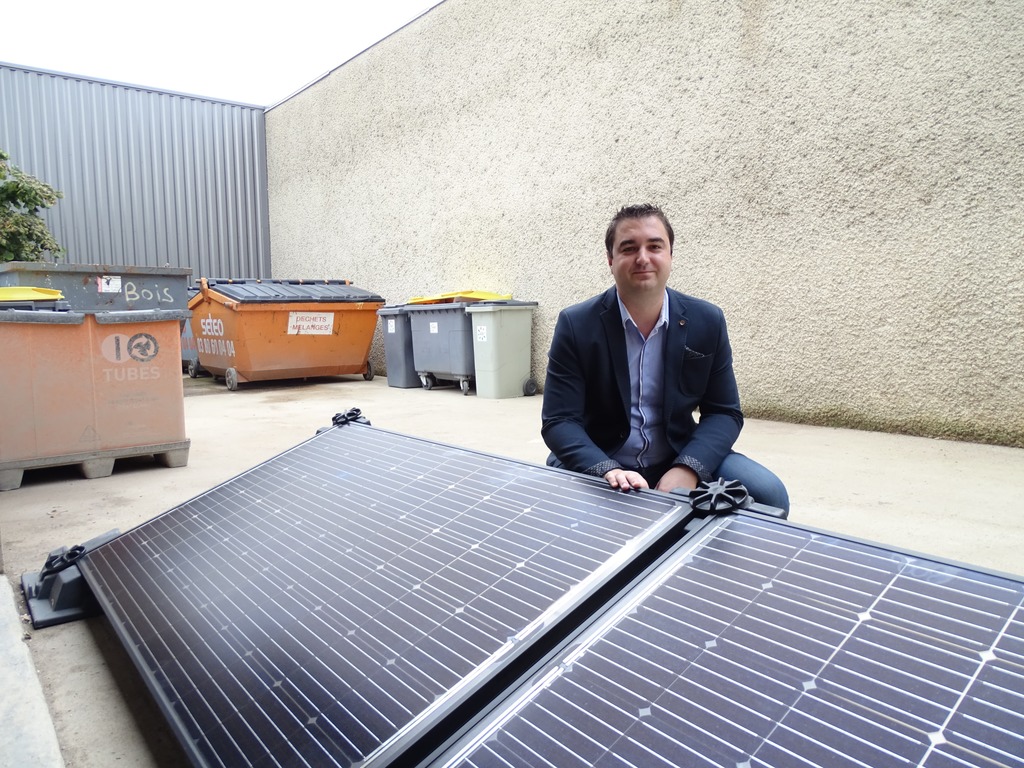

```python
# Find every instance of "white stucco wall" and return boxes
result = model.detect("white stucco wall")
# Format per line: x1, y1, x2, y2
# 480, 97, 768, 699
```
267, 0, 1023, 446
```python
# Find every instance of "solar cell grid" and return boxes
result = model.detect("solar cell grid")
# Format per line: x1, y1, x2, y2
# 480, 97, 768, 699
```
433, 515, 1024, 768
80, 423, 690, 768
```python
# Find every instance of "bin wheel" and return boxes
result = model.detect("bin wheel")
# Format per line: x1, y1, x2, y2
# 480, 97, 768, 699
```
523, 378, 538, 396
363, 360, 375, 381
460, 379, 471, 396
225, 368, 239, 391
421, 373, 436, 391
187, 359, 200, 379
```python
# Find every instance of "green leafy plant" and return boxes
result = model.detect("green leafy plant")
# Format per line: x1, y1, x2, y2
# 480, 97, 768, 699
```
0, 148, 65, 262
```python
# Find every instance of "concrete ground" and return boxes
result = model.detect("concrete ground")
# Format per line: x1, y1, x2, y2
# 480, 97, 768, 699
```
2, 374, 1023, 768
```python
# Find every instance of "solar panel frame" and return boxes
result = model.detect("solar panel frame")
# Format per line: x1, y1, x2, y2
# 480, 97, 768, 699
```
425, 513, 1024, 768
78, 420, 697, 768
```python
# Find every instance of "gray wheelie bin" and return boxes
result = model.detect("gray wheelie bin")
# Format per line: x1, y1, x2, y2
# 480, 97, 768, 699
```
377, 305, 420, 388
465, 300, 538, 398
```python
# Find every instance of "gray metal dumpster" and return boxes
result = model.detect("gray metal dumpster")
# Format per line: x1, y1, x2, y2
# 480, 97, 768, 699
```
0, 262, 191, 312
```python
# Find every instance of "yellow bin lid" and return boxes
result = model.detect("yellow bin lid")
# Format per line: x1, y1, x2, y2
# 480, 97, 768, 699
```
0, 286, 64, 301
406, 290, 512, 305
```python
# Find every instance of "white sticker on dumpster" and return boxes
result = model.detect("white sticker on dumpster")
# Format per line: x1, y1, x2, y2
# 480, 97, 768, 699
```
476, 324, 487, 342
430, 322, 439, 334
97, 275, 121, 293
288, 312, 334, 335
387, 318, 396, 334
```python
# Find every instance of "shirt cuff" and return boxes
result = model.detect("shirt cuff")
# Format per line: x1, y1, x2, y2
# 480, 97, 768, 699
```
585, 460, 622, 478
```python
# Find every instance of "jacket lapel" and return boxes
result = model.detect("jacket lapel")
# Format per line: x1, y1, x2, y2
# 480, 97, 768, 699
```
599, 288, 632, 415
664, 290, 688, 402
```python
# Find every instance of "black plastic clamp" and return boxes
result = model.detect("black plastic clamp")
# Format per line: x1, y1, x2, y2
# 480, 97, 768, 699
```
332, 408, 371, 427
37, 544, 87, 579
687, 478, 752, 515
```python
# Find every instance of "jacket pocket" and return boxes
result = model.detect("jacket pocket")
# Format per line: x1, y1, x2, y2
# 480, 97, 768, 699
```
679, 350, 713, 396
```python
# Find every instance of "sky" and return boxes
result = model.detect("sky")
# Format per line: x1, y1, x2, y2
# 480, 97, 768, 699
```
3, 0, 442, 105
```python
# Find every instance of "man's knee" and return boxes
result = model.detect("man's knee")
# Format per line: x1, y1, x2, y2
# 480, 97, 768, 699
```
716, 452, 790, 516
754, 477, 790, 516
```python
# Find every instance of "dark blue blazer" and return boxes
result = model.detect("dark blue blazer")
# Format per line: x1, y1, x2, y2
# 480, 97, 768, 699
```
541, 286, 743, 480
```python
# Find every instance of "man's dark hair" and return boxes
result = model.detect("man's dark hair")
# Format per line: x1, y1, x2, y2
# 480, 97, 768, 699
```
605, 203, 675, 257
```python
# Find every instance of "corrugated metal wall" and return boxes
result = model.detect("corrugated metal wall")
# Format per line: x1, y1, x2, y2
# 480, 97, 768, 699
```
0, 63, 270, 279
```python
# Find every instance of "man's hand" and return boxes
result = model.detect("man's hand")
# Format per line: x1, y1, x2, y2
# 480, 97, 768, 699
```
603, 468, 648, 492
655, 465, 699, 493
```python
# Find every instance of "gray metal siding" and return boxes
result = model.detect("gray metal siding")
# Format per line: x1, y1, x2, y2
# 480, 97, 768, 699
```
0, 63, 269, 280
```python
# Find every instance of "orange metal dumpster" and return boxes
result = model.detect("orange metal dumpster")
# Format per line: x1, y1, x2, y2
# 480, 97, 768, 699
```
188, 278, 385, 390
0, 304, 190, 490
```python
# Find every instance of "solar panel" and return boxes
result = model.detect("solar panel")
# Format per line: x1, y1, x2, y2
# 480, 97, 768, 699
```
78, 418, 692, 767
428, 514, 1024, 768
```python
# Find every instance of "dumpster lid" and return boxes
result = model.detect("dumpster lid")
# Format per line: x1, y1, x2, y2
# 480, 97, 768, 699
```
199, 279, 384, 304
0, 286, 71, 311
0, 262, 191, 277
377, 304, 411, 315
0, 286, 64, 301
403, 301, 475, 312
465, 300, 538, 310
406, 290, 512, 304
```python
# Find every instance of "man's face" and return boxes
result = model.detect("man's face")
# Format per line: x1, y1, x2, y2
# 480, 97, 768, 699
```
608, 216, 673, 299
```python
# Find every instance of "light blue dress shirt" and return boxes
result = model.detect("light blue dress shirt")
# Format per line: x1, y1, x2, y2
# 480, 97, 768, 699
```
610, 290, 674, 471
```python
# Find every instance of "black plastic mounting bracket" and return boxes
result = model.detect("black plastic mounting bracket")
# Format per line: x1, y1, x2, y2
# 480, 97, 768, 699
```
687, 478, 753, 515
21, 529, 120, 629
676, 477, 787, 519
332, 408, 371, 428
